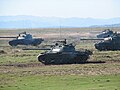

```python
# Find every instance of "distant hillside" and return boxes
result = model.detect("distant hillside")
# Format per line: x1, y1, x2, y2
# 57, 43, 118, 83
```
0, 15, 120, 28
90, 23, 120, 28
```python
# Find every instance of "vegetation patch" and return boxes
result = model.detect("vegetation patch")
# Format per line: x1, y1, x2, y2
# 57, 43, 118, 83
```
0, 74, 120, 90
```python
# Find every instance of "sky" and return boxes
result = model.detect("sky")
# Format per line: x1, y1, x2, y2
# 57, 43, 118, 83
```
0, 0, 120, 18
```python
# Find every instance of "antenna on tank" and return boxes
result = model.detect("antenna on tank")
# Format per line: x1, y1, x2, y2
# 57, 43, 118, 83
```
59, 19, 62, 40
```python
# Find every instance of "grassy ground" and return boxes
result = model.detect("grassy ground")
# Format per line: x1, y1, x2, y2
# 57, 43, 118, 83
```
0, 74, 120, 90
0, 28, 120, 90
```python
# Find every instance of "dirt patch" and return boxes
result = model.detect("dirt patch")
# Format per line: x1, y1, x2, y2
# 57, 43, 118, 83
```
2, 62, 44, 68
0, 60, 120, 76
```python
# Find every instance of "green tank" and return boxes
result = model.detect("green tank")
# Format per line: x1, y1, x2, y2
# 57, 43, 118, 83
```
0, 32, 44, 46
81, 31, 120, 51
95, 32, 120, 51
37, 39, 92, 65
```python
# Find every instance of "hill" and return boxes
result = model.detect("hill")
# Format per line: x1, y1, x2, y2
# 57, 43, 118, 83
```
0, 15, 120, 28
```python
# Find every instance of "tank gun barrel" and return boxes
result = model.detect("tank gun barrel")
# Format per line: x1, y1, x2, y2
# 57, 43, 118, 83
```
0, 36, 16, 38
22, 48, 51, 50
80, 38, 104, 40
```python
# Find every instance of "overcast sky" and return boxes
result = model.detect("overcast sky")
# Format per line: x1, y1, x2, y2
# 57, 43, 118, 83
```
0, 0, 120, 18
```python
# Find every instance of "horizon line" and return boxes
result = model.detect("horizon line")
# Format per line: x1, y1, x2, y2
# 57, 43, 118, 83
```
0, 15, 120, 19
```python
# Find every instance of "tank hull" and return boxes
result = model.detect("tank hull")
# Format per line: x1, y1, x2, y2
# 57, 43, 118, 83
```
38, 52, 89, 65
9, 38, 43, 46
95, 42, 120, 51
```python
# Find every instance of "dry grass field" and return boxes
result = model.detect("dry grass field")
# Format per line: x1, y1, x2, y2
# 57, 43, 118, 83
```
0, 27, 120, 90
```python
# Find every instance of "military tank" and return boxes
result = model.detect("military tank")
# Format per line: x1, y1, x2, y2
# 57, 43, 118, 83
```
95, 32, 120, 51
0, 32, 44, 46
81, 29, 120, 51
37, 39, 92, 65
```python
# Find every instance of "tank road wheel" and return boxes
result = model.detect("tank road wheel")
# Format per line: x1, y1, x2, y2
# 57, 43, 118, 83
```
38, 55, 48, 65
80, 54, 89, 63
9, 41, 17, 47
74, 54, 89, 64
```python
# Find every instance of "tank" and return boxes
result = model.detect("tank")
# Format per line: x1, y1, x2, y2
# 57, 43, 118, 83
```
95, 32, 120, 51
0, 32, 44, 46
37, 39, 92, 65
96, 29, 114, 38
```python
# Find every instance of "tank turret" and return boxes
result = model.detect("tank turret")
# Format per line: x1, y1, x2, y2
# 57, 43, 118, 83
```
96, 29, 114, 38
